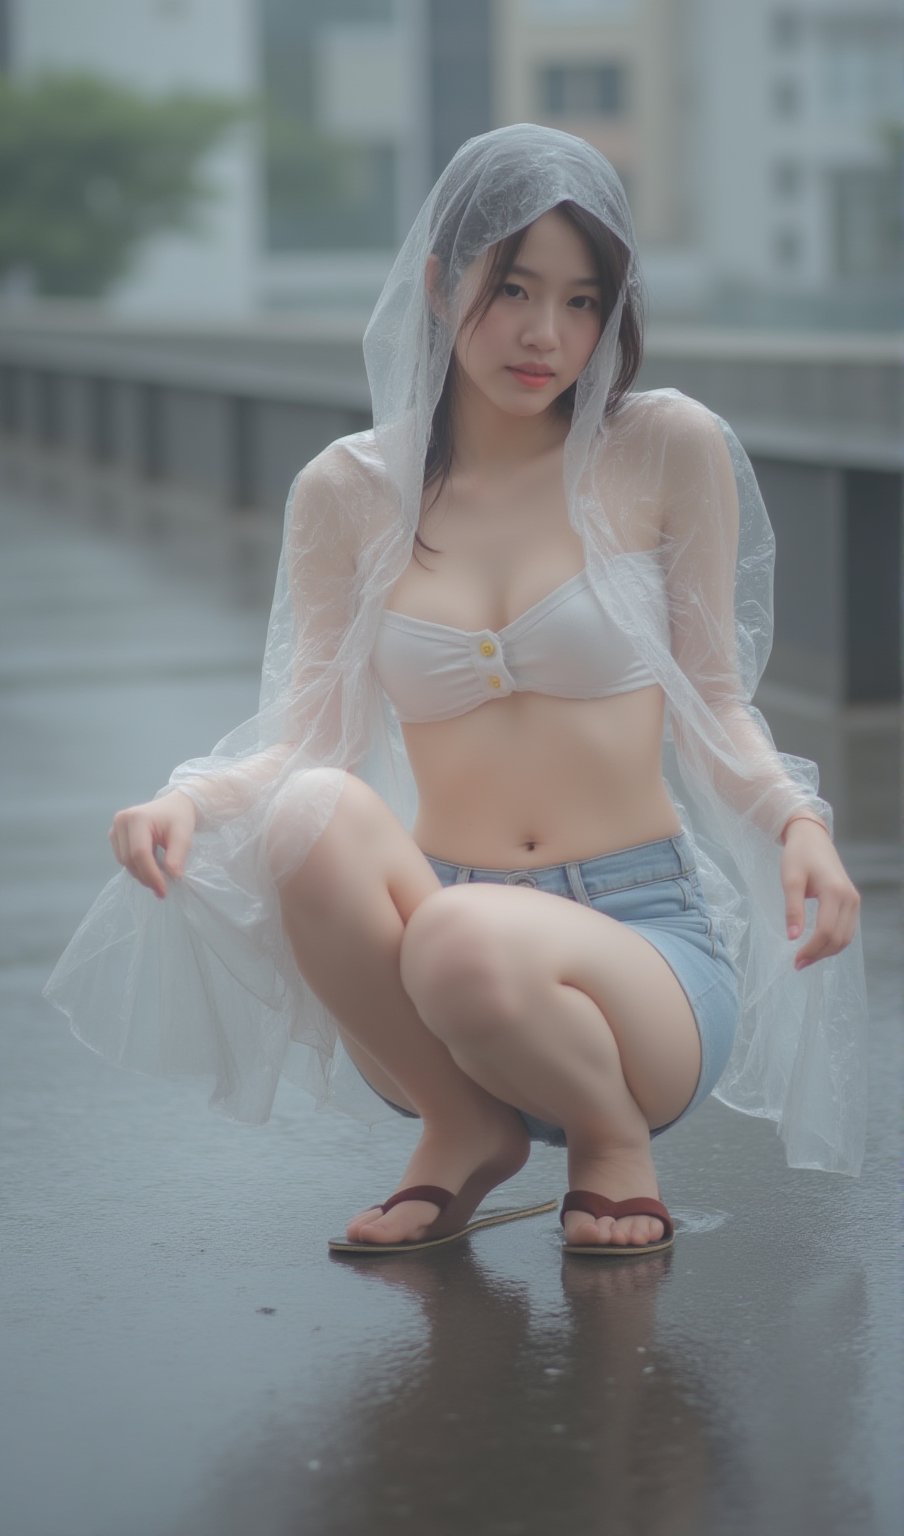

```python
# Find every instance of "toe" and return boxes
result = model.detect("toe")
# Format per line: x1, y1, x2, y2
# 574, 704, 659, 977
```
563, 1214, 592, 1244
564, 1212, 665, 1247
347, 1199, 442, 1245
345, 1205, 385, 1240
564, 1213, 614, 1246
620, 1216, 664, 1245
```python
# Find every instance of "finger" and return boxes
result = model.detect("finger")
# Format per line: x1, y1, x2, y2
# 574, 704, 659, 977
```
125, 823, 167, 899
784, 879, 808, 940
162, 827, 192, 879
795, 934, 834, 967
109, 814, 135, 871
797, 892, 863, 966
794, 899, 842, 968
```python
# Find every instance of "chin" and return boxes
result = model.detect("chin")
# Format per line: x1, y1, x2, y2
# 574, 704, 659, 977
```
496, 388, 556, 414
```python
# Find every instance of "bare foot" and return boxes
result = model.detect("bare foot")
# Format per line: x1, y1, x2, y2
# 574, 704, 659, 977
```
345, 1106, 531, 1245
563, 1140, 665, 1248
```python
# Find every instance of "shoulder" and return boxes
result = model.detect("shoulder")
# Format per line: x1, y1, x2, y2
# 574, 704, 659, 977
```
288, 431, 388, 527
616, 389, 726, 454
286, 430, 398, 566
291, 430, 380, 500
622, 392, 743, 509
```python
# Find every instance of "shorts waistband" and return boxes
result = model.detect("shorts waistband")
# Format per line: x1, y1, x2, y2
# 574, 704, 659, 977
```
422, 829, 696, 891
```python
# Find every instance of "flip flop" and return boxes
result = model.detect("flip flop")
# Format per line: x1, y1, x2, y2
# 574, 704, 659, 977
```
328, 1182, 558, 1254
560, 1189, 676, 1257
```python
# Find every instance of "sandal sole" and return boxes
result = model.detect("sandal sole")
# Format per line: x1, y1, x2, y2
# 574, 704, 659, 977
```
562, 1233, 676, 1257
328, 1197, 558, 1254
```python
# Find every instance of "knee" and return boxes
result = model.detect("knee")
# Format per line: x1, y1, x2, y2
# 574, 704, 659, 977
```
399, 889, 523, 1039
264, 767, 384, 890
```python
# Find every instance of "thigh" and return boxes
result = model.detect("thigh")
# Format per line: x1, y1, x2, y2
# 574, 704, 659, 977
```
271, 773, 443, 1116
401, 882, 704, 1132
270, 769, 442, 922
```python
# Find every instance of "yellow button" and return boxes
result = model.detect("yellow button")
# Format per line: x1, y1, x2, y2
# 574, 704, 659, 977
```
480, 640, 496, 656
488, 675, 502, 688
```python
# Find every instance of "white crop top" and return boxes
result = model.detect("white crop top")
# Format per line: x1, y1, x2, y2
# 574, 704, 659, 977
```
372, 550, 668, 723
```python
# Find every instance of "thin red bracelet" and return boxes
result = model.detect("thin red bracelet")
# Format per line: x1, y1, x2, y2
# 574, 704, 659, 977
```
780, 813, 831, 844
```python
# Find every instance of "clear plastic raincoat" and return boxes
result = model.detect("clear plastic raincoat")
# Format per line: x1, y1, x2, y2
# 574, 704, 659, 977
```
43, 125, 868, 1176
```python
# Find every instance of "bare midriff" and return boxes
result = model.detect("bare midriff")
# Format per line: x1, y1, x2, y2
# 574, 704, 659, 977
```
407, 683, 681, 867
388, 417, 681, 867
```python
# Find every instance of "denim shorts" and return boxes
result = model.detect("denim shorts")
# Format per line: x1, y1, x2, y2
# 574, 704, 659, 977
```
356, 829, 740, 1148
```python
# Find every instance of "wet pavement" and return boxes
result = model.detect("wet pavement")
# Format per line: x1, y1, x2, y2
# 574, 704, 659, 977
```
2, 474, 902, 1536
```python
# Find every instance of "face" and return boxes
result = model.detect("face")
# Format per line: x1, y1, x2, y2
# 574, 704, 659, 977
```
447, 209, 604, 419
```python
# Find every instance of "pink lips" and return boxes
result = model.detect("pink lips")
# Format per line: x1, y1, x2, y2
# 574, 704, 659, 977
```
508, 366, 554, 388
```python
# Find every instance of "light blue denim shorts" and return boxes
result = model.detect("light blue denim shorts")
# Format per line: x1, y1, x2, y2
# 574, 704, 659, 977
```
357, 829, 740, 1148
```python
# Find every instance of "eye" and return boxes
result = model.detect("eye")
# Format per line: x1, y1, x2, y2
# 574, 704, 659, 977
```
569, 294, 599, 311
500, 281, 525, 299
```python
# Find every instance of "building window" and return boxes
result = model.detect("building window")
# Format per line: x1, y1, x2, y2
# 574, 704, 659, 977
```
260, 0, 399, 255
541, 62, 629, 117
831, 165, 904, 278
774, 227, 802, 268
772, 77, 801, 117
819, 34, 904, 121
772, 160, 801, 197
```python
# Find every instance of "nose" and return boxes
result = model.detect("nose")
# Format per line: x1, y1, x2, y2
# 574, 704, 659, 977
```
519, 298, 559, 350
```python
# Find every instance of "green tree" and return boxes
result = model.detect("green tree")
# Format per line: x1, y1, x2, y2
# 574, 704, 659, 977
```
0, 70, 254, 297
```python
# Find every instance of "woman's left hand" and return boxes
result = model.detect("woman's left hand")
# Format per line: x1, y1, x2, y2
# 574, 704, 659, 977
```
781, 822, 861, 970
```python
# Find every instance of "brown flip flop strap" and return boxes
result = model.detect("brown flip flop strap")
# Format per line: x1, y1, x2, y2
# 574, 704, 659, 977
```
380, 1184, 454, 1214
560, 1189, 674, 1240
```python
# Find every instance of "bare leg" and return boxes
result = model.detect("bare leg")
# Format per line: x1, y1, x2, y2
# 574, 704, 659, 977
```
442, 981, 666, 1250
400, 885, 701, 1246
271, 773, 531, 1244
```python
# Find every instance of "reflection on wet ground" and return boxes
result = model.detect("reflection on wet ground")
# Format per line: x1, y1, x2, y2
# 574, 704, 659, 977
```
2, 479, 901, 1536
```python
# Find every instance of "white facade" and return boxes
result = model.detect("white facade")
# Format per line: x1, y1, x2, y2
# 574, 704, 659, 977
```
497, 0, 903, 315
694, 0, 904, 294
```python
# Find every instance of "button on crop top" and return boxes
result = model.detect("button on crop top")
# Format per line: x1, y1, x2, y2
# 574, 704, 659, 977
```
372, 550, 668, 723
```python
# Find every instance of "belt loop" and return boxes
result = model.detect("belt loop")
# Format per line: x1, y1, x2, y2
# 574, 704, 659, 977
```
454, 864, 472, 884
565, 861, 591, 905
669, 833, 692, 875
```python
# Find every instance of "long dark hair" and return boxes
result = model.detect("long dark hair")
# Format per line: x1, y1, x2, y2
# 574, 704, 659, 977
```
415, 200, 645, 565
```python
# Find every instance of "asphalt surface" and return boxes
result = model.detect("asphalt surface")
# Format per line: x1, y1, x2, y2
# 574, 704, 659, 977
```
2, 471, 901, 1536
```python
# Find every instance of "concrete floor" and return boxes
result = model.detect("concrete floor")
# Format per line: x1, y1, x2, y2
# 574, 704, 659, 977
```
2, 472, 902, 1536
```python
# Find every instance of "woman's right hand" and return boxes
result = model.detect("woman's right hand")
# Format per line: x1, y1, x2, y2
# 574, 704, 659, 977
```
108, 790, 198, 899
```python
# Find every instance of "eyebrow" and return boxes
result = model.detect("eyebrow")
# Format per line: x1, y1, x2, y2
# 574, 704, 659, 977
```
507, 263, 602, 287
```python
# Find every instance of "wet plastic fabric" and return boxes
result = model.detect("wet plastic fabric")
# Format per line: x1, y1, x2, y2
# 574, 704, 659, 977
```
43, 124, 868, 1175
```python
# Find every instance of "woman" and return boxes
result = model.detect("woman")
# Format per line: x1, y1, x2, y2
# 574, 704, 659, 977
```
43, 125, 867, 1260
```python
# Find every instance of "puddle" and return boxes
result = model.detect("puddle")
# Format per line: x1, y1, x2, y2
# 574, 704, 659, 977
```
669, 1206, 733, 1235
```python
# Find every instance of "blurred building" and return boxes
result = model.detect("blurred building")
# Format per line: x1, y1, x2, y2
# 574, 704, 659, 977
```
493, 1, 704, 316
693, 0, 904, 326
258, 0, 493, 313
494, 0, 904, 324
1, 0, 901, 326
